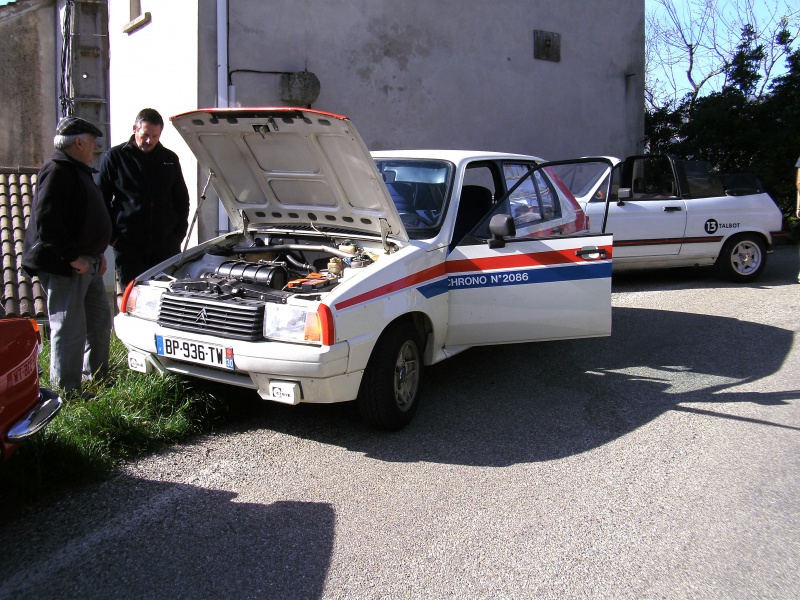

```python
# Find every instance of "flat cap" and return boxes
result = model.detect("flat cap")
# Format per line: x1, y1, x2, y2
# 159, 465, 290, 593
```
55, 116, 104, 137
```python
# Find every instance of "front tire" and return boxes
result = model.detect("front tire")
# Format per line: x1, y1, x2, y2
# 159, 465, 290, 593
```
357, 321, 424, 431
716, 234, 767, 282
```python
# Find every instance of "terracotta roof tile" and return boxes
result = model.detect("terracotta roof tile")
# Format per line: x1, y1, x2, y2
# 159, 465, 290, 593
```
0, 167, 46, 319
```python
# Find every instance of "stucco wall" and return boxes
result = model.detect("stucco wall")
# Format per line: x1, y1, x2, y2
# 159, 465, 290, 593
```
106, 0, 200, 243
113, 0, 644, 244
0, 0, 57, 167
220, 0, 645, 160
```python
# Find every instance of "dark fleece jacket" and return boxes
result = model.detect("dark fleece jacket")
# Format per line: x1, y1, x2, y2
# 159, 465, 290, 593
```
22, 149, 111, 277
97, 137, 190, 251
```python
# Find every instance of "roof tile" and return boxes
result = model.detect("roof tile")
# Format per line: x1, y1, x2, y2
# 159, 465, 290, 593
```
0, 168, 46, 319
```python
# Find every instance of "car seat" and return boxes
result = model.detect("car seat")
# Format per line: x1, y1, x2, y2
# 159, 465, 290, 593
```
451, 185, 493, 248
386, 182, 415, 213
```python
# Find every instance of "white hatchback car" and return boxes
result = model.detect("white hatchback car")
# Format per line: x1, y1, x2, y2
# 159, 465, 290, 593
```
550, 155, 784, 282
114, 108, 614, 429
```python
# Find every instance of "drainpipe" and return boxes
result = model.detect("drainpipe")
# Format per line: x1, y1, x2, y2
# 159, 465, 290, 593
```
217, 0, 228, 109
216, 0, 230, 234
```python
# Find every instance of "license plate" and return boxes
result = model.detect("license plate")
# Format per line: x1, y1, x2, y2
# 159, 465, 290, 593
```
155, 336, 235, 370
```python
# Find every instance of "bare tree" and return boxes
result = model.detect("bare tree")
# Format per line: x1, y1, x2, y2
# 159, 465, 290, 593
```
646, 0, 800, 109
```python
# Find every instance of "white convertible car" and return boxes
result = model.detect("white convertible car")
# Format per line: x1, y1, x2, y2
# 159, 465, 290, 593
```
114, 108, 614, 429
549, 155, 784, 282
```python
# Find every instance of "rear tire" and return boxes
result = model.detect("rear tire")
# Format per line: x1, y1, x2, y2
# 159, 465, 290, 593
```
716, 234, 767, 282
357, 321, 423, 431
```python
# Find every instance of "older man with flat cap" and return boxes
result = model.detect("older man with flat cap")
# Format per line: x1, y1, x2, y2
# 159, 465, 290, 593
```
23, 116, 113, 399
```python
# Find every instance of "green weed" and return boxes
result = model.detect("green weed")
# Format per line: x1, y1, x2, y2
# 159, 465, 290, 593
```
0, 334, 229, 517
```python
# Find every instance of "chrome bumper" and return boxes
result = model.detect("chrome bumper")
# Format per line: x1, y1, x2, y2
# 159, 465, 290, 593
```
6, 388, 63, 443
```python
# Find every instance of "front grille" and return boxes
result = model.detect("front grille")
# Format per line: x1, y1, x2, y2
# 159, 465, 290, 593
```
158, 293, 265, 341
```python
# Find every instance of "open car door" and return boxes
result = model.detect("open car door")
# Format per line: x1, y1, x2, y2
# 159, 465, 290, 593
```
444, 158, 614, 348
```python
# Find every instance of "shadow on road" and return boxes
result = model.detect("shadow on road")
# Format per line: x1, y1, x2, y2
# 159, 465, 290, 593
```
227, 305, 799, 467
0, 477, 335, 599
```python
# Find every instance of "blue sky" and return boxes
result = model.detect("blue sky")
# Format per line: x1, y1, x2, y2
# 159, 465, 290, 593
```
645, 0, 797, 102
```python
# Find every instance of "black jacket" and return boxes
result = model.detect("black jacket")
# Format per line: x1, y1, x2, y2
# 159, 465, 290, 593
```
97, 137, 190, 251
22, 150, 111, 277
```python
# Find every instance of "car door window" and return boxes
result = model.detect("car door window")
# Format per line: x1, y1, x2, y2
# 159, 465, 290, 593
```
630, 156, 679, 199
534, 169, 560, 220
462, 164, 497, 196
501, 163, 562, 228
449, 163, 501, 249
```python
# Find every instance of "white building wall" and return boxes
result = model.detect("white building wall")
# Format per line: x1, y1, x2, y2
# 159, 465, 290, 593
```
106, 0, 201, 244
221, 0, 644, 160
110, 0, 644, 244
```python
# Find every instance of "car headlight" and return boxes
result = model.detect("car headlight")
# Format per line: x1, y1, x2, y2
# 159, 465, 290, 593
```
125, 285, 165, 321
264, 303, 333, 345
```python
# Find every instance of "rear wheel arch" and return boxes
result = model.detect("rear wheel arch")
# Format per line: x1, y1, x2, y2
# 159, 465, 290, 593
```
720, 230, 771, 250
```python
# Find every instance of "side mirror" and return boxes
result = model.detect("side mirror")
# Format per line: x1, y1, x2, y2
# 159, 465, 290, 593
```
617, 187, 631, 205
488, 214, 515, 248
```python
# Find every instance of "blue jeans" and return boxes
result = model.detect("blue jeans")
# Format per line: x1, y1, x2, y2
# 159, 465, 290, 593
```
39, 259, 112, 393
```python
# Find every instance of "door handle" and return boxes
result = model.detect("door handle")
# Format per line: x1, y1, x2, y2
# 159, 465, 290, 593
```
576, 246, 607, 259
663, 206, 682, 212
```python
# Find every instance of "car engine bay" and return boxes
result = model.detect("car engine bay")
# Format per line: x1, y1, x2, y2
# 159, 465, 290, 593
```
145, 233, 388, 340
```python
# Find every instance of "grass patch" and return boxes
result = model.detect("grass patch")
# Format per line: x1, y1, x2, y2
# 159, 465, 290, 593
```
0, 333, 229, 517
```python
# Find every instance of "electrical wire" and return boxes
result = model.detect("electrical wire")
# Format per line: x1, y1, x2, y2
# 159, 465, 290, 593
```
59, 0, 74, 118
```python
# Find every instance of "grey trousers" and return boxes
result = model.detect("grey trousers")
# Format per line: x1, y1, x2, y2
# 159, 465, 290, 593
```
39, 262, 112, 393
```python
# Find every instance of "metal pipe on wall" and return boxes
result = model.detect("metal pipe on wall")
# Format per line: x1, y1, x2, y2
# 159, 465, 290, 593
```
217, 0, 230, 234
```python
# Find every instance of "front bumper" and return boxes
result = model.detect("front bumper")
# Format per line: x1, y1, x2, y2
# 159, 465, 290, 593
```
115, 314, 362, 404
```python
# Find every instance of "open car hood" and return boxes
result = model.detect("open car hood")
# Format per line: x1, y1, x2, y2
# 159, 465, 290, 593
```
171, 108, 408, 242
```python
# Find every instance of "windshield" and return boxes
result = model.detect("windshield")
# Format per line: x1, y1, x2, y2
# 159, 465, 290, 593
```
373, 159, 453, 239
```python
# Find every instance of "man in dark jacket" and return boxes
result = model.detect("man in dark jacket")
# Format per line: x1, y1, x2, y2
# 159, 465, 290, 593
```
22, 116, 112, 398
97, 108, 190, 289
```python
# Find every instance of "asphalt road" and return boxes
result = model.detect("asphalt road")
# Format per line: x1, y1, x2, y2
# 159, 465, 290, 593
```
2, 246, 799, 599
